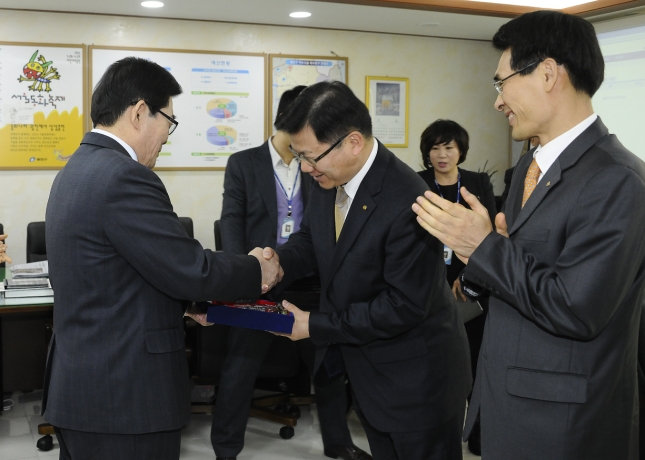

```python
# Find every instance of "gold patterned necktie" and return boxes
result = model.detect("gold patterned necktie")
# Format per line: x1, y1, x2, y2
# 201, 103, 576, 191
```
522, 158, 541, 208
335, 186, 349, 241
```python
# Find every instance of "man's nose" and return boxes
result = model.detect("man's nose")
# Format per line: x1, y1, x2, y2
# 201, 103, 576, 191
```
494, 93, 505, 112
300, 161, 315, 173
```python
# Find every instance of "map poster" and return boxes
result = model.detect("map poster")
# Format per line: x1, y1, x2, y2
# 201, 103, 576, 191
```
269, 54, 348, 132
0, 42, 86, 169
366, 76, 409, 148
91, 47, 266, 170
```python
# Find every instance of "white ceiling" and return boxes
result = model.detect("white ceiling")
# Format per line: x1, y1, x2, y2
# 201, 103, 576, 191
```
0, 0, 508, 41
0, 0, 641, 41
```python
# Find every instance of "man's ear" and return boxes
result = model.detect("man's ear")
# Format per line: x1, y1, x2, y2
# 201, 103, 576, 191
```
542, 58, 561, 93
348, 132, 365, 156
130, 100, 147, 130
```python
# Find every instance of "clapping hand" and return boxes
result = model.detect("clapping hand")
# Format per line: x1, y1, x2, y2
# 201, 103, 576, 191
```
0, 234, 12, 264
249, 247, 284, 293
412, 186, 493, 264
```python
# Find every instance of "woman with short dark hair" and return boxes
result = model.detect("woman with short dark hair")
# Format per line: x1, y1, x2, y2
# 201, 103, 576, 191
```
418, 118, 497, 456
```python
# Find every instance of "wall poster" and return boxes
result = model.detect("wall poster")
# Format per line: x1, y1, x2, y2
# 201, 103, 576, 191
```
365, 76, 409, 148
91, 46, 267, 170
269, 54, 348, 133
0, 42, 86, 169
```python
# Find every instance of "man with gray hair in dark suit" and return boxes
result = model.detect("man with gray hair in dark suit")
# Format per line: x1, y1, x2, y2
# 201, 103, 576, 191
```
43, 56, 282, 460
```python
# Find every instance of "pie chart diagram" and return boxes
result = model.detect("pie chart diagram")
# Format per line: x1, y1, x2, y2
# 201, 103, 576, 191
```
207, 98, 238, 119
207, 126, 237, 146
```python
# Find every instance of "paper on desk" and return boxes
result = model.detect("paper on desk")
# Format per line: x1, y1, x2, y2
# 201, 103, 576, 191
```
10, 261, 48, 278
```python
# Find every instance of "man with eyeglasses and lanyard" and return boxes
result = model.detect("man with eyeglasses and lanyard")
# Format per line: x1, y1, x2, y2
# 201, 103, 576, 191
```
211, 85, 370, 460
413, 11, 645, 460
43, 57, 282, 460
269, 81, 471, 460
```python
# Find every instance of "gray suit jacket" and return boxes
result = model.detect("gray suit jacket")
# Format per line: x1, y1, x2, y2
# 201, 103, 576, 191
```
463, 118, 645, 459
43, 132, 262, 434
276, 142, 471, 433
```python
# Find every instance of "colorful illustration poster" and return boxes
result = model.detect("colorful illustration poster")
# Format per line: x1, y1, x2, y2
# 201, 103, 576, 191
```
0, 43, 85, 169
269, 55, 348, 131
91, 47, 266, 169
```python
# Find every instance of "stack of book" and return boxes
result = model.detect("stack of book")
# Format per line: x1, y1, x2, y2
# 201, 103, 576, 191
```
0, 261, 54, 306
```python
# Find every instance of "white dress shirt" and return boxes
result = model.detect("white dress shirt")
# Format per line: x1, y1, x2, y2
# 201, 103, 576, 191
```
342, 139, 379, 213
533, 113, 597, 182
269, 136, 301, 197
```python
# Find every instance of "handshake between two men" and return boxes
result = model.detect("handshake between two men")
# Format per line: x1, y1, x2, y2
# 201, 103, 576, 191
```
248, 246, 284, 294
186, 246, 284, 326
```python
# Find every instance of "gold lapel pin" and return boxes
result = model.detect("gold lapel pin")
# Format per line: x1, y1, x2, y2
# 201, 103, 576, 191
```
546, 181, 551, 187
362, 205, 367, 210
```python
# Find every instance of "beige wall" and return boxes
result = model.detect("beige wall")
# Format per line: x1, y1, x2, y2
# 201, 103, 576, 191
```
0, 9, 509, 264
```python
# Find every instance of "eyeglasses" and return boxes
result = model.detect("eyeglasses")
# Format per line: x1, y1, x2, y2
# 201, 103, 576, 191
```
493, 60, 542, 95
289, 132, 352, 167
129, 100, 178, 135
157, 109, 178, 135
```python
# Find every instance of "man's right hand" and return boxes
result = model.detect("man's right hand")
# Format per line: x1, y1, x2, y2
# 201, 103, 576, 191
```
0, 234, 12, 264
249, 247, 284, 293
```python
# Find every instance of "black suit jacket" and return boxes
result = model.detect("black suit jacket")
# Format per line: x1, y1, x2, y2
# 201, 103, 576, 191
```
220, 140, 311, 254
43, 132, 262, 434
463, 118, 645, 459
276, 142, 471, 432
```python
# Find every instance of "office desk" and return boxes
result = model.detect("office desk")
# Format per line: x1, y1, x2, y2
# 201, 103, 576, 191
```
0, 268, 53, 415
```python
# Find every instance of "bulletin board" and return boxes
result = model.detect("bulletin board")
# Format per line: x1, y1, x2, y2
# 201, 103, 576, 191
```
269, 54, 348, 133
0, 42, 86, 169
90, 46, 267, 170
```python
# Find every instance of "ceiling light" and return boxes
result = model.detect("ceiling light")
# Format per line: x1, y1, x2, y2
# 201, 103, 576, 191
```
467, 0, 595, 8
290, 12, 312, 18
141, 1, 164, 8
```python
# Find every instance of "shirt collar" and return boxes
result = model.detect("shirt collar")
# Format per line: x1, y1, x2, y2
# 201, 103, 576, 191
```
91, 129, 138, 162
533, 113, 597, 181
268, 135, 298, 170
343, 138, 379, 201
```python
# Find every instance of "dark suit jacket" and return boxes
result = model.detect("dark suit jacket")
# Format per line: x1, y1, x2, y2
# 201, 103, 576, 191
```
463, 118, 645, 459
43, 132, 262, 434
220, 140, 311, 254
276, 142, 471, 433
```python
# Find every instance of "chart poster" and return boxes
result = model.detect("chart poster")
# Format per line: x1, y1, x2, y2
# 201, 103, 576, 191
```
0, 42, 86, 169
269, 55, 348, 132
366, 76, 409, 148
90, 46, 266, 170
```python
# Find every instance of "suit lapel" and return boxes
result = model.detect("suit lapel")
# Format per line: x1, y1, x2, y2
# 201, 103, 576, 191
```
252, 141, 278, 225
317, 187, 338, 282
301, 169, 311, 208
325, 144, 386, 289
509, 118, 609, 235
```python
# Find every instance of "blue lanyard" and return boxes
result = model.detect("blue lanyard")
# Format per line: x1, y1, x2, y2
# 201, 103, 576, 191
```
434, 173, 460, 204
274, 163, 300, 217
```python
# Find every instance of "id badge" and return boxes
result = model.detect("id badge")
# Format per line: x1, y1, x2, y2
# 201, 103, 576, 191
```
444, 245, 453, 265
281, 217, 295, 239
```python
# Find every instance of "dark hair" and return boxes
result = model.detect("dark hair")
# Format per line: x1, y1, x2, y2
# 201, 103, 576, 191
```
91, 57, 183, 127
274, 81, 372, 143
492, 10, 604, 97
420, 119, 469, 169
275, 85, 306, 127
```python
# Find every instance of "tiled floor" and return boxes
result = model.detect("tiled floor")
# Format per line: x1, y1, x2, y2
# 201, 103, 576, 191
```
1, 390, 479, 459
